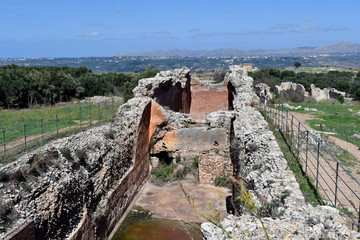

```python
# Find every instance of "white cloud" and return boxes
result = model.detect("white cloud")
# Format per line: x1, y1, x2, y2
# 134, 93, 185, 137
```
80, 32, 102, 37
271, 23, 298, 30
292, 25, 348, 33
304, 17, 314, 22
117, 6, 122, 12
153, 30, 170, 34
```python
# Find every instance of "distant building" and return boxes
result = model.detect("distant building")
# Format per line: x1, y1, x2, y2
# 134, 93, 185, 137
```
242, 63, 258, 72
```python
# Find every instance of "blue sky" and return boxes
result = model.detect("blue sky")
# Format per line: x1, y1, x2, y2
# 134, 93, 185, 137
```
0, 0, 359, 58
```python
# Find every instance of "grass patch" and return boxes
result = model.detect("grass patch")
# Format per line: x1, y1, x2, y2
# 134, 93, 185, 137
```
288, 102, 360, 149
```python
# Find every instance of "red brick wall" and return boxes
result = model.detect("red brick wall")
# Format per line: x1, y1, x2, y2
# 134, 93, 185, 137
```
198, 155, 232, 184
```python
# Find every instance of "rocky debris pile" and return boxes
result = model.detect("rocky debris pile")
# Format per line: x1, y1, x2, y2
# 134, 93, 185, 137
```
304, 107, 319, 112
201, 66, 360, 240
275, 82, 309, 97
356, 111, 360, 117
279, 103, 302, 110
80, 96, 122, 104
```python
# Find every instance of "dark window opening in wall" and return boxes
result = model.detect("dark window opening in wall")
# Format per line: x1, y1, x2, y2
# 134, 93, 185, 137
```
152, 151, 174, 165
227, 82, 235, 110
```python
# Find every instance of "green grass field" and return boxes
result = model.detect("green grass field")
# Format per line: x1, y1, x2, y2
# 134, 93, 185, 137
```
0, 102, 119, 147
286, 102, 360, 149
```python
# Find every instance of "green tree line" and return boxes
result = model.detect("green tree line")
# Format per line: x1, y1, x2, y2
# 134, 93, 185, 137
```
249, 69, 360, 100
0, 65, 160, 108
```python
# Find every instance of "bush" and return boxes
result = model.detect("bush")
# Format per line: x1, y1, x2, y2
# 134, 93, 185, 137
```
337, 95, 345, 104
277, 90, 305, 103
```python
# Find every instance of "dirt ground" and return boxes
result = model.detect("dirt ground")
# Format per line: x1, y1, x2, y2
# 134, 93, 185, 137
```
135, 179, 231, 224
292, 112, 360, 161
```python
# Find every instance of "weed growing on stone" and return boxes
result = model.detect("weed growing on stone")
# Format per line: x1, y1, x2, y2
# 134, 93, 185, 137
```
252, 164, 262, 171
60, 147, 72, 161
151, 163, 177, 180
11, 170, 26, 182
214, 174, 229, 187
192, 157, 199, 169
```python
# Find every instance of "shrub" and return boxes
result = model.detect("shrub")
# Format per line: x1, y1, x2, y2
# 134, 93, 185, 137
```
104, 130, 115, 140
278, 90, 304, 103
0, 171, 10, 182
60, 147, 72, 161
354, 88, 360, 101
11, 170, 26, 182
337, 95, 345, 104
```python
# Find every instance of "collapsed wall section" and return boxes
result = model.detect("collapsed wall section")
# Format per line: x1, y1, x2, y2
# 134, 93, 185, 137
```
133, 67, 191, 113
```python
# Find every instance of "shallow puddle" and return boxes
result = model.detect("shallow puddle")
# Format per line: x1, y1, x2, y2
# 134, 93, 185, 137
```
111, 208, 202, 240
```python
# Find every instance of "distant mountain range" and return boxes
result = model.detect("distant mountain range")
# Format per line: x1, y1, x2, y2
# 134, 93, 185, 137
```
115, 41, 360, 57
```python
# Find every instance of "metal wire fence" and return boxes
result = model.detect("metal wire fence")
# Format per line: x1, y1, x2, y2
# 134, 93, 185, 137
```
260, 103, 360, 232
0, 100, 119, 166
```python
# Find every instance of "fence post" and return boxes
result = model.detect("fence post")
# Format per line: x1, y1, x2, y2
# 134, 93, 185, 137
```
290, 115, 294, 148
2, 130, 6, 161
80, 107, 82, 130
98, 103, 101, 122
69, 111, 71, 133
89, 105, 92, 126
285, 110, 288, 138
56, 114, 59, 136
41, 119, 44, 143
305, 131, 309, 174
334, 162, 339, 207
105, 102, 108, 121
358, 202, 360, 232
24, 124, 27, 151
316, 142, 320, 192
297, 121, 301, 160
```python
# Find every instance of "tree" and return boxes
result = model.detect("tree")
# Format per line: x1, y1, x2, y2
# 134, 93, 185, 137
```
354, 88, 360, 101
294, 61, 302, 68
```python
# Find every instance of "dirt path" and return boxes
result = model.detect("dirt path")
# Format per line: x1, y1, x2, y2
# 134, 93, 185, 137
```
135, 180, 231, 223
292, 112, 360, 161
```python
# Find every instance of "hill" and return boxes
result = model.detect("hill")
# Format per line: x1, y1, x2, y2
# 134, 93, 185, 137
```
115, 41, 360, 57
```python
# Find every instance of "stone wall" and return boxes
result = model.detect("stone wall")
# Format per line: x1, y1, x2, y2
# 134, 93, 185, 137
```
310, 84, 346, 102
201, 67, 360, 239
275, 81, 309, 97
1, 98, 154, 240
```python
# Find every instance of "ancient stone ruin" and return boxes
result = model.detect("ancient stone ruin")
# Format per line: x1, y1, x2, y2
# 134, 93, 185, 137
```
1, 66, 359, 240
